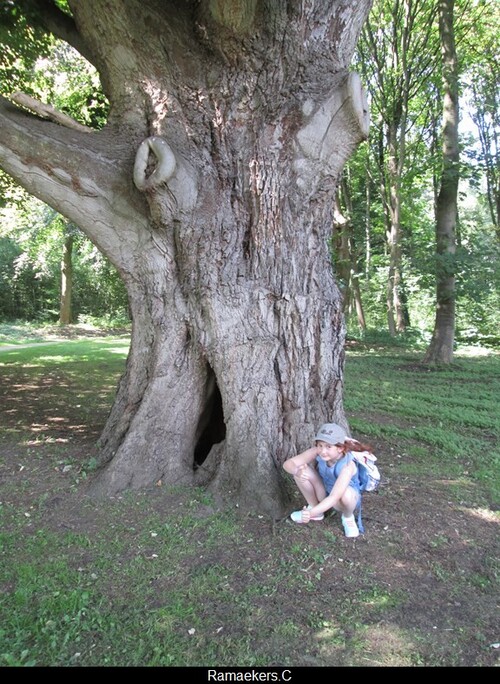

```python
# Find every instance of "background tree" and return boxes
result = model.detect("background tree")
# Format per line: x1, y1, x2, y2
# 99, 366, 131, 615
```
1, 1, 112, 324
424, 0, 460, 363
334, 0, 498, 346
332, 172, 367, 329
423, 0, 460, 364
0, 0, 372, 515
465, 2, 499, 242
356, 0, 438, 335
0, 192, 129, 322
58, 228, 73, 325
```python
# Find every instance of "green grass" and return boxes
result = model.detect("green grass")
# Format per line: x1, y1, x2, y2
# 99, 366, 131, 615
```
0, 322, 50, 346
345, 347, 500, 506
0, 327, 499, 667
0, 321, 130, 347
1, 498, 321, 666
0, 337, 130, 364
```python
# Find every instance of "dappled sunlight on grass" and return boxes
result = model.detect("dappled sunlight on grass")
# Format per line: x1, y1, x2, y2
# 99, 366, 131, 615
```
313, 621, 346, 662
461, 507, 499, 524
0, 338, 129, 365
24, 436, 71, 444
0, 338, 128, 451
359, 623, 420, 666
312, 615, 418, 666
456, 346, 499, 358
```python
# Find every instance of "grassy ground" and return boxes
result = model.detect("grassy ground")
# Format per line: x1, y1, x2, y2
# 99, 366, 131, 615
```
0, 325, 498, 667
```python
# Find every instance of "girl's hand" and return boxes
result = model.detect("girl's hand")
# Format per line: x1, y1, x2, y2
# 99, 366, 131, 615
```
293, 463, 309, 480
300, 507, 311, 523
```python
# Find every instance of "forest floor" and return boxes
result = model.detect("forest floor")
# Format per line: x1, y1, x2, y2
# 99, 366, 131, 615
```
0, 326, 498, 668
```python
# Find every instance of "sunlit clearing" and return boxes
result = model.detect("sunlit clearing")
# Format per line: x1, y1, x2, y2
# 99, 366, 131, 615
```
456, 347, 498, 357
37, 355, 76, 363
108, 346, 129, 354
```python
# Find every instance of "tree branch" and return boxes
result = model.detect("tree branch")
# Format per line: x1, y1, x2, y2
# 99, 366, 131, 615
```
0, 96, 147, 270
294, 73, 370, 193
10, 92, 92, 134
16, 0, 97, 67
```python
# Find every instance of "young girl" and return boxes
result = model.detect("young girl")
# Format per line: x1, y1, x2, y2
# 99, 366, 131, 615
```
283, 423, 372, 537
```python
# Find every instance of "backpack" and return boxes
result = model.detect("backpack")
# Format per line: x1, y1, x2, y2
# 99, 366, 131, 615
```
352, 451, 381, 492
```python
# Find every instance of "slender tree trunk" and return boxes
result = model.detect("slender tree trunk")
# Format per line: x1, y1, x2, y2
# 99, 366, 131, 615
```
360, 0, 437, 335
379, 121, 408, 337
333, 193, 352, 312
351, 273, 367, 330
423, 0, 459, 364
377, 125, 397, 336
334, 178, 366, 329
386, 122, 406, 333
365, 162, 372, 280
59, 234, 73, 326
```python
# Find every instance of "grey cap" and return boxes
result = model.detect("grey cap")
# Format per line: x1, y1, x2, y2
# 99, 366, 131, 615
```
314, 423, 347, 445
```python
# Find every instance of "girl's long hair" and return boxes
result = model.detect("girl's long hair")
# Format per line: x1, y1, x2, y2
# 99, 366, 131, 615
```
339, 438, 373, 454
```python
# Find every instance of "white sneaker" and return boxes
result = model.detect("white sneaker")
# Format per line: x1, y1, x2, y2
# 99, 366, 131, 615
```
290, 505, 324, 523
341, 515, 359, 538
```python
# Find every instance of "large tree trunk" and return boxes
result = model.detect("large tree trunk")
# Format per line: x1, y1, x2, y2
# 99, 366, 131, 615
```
0, 0, 371, 515
423, 0, 458, 364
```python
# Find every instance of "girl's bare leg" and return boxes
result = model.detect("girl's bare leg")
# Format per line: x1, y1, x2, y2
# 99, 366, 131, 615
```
333, 486, 359, 517
293, 466, 327, 507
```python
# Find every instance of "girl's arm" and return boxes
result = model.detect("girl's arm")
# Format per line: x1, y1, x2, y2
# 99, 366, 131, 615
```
283, 446, 318, 475
308, 460, 357, 517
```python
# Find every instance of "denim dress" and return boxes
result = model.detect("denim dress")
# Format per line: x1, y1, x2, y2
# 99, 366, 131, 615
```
315, 452, 361, 496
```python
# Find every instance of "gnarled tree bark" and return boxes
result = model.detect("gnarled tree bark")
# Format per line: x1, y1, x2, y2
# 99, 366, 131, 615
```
0, 0, 371, 515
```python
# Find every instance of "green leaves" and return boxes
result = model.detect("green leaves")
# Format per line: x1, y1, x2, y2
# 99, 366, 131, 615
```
0, 1, 53, 97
